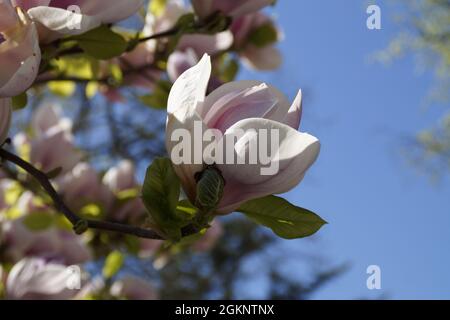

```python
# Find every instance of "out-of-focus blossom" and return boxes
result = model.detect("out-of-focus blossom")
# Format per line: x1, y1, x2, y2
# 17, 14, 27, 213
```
138, 238, 163, 258
166, 54, 319, 214
12, 0, 145, 42
1, 216, 92, 264
5, 257, 82, 299
0, 98, 12, 143
102, 160, 145, 222
13, 104, 81, 174
110, 276, 158, 300
193, 220, 223, 252
0, 1, 40, 97
231, 12, 282, 70
192, 0, 274, 19
58, 162, 112, 212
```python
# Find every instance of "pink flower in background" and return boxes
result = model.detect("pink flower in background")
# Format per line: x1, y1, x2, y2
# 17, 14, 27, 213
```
102, 160, 146, 222
1, 216, 92, 264
110, 276, 158, 300
13, 104, 81, 174
231, 12, 282, 70
12, 0, 145, 42
0, 98, 12, 143
166, 54, 319, 214
58, 162, 112, 212
5, 257, 83, 299
192, 0, 274, 19
0, 1, 40, 97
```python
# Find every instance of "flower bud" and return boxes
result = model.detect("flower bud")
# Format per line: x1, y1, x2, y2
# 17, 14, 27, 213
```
195, 166, 225, 213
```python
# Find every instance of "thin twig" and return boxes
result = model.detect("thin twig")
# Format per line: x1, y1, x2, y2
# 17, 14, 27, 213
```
0, 147, 197, 240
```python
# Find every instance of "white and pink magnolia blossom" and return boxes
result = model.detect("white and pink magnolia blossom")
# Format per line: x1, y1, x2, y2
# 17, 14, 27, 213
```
1, 217, 92, 264
0, 1, 40, 97
102, 160, 145, 222
12, 0, 145, 42
5, 257, 82, 299
0, 98, 12, 143
231, 12, 282, 70
110, 276, 159, 300
13, 104, 81, 173
192, 0, 274, 19
58, 162, 112, 212
166, 54, 319, 214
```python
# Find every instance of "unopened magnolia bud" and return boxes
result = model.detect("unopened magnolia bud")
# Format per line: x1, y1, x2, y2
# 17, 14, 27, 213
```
74, 219, 89, 234
195, 166, 225, 212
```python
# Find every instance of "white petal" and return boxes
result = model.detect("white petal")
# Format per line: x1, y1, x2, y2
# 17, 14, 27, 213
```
167, 53, 211, 114
242, 45, 282, 71
282, 90, 302, 129
217, 118, 320, 212
27, 6, 100, 40
201, 80, 290, 122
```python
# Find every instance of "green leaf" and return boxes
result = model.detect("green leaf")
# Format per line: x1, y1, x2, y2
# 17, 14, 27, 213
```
48, 81, 76, 97
220, 58, 239, 82
102, 250, 124, 279
142, 158, 185, 240
23, 212, 54, 231
248, 23, 278, 48
12, 92, 28, 110
72, 25, 128, 60
238, 195, 326, 239
149, 0, 167, 17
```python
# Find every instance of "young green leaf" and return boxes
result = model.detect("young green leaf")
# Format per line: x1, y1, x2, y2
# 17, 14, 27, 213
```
12, 92, 28, 110
238, 195, 326, 239
142, 158, 185, 240
102, 250, 124, 279
72, 25, 128, 60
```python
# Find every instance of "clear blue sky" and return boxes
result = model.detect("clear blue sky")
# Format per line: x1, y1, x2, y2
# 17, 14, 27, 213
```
237, 0, 450, 299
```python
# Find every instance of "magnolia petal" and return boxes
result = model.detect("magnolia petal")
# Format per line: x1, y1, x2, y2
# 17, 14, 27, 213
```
11, 0, 51, 11
165, 104, 206, 202
282, 90, 302, 129
178, 30, 233, 55
242, 45, 282, 71
167, 53, 211, 114
167, 49, 198, 83
86, 0, 144, 24
31, 104, 62, 134
27, 6, 99, 41
0, 98, 12, 143
201, 80, 291, 122
203, 83, 278, 132
0, 10, 41, 97
6, 258, 77, 299
229, 0, 275, 18
217, 118, 320, 213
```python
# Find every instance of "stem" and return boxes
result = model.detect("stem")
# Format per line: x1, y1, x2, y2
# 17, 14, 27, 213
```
0, 147, 196, 240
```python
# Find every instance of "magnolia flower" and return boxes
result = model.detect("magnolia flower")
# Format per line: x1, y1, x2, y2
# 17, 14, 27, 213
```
231, 12, 282, 70
166, 54, 320, 214
58, 162, 112, 212
6, 257, 82, 299
12, 0, 145, 42
102, 160, 145, 222
192, 0, 274, 19
1, 217, 92, 264
0, 98, 12, 143
110, 276, 158, 300
0, 1, 40, 97
13, 104, 81, 173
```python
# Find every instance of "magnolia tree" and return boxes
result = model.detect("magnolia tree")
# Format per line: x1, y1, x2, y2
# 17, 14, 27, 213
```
0, 0, 328, 299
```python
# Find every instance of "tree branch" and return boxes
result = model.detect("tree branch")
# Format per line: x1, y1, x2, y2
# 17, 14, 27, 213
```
0, 147, 196, 240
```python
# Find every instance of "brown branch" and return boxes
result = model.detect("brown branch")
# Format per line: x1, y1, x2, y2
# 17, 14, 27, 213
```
0, 147, 197, 240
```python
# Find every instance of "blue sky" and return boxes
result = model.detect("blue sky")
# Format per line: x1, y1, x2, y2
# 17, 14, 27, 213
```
236, 1, 450, 299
